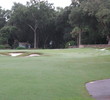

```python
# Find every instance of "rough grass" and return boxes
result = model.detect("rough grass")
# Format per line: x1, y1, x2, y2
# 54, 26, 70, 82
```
0, 48, 110, 100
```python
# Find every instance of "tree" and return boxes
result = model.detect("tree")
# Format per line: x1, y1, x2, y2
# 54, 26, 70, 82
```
0, 26, 18, 47
26, 0, 56, 48
55, 7, 72, 48
80, 0, 110, 44
8, 1, 56, 49
69, 0, 110, 46
0, 7, 7, 29
95, 0, 110, 44
9, 3, 30, 43
69, 6, 87, 47
2, 0, 110, 49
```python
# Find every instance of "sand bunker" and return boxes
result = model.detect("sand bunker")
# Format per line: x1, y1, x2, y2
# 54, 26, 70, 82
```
86, 79, 110, 100
9, 52, 40, 57
27, 54, 40, 57
0, 52, 41, 57
9, 53, 23, 57
100, 48, 106, 51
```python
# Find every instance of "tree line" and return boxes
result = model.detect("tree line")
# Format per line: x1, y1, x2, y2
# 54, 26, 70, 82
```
0, 0, 110, 49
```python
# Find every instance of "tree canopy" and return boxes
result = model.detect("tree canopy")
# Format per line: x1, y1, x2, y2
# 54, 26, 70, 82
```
0, 0, 110, 49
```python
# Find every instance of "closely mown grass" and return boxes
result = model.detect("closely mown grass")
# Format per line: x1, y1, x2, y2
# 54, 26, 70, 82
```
0, 48, 110, 100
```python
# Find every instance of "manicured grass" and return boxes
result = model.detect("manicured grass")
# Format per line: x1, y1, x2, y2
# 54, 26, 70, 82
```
0, 48, 110, 100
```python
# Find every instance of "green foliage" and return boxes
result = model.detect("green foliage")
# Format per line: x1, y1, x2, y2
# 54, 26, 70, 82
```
0, 7, 6, 29
9, 1, 56, 48
69, 0, 110, 45
1, 0, 110, 48
0, 26, 17, 37
0, 37, 7, 44
59, 43, 65, 48
13, 40, 19, 49
0, 45, 5, 49
4, 45, 11, 49
0, 45, 11, 49
65, 40, 75, 48
71, 27, 80, 37
16, 47, 26, 49
0, 26, 18, 46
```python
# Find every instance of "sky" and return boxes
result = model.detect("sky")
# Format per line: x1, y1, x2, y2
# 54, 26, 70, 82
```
0, 0, 71, 10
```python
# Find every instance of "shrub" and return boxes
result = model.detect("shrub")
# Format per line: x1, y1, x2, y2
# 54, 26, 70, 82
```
0, 37, 7, 44
59, 43, 65, 48
16, 47, 26, 49
0, 44, 11, 49
0, 45, 5, 49
65, 40, 75, 48
5, 45, 11, 49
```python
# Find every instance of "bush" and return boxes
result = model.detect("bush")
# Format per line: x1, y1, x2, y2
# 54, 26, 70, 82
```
0, 45, 5, 49
16, 47, 26, 49
59, 43, 65, 48
0, 44, 11, 49
65, 40, 75, 48
0, 37, 7, 44
5, 45, 11, 49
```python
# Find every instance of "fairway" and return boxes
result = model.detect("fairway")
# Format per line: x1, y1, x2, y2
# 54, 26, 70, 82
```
0, 48, 110, 100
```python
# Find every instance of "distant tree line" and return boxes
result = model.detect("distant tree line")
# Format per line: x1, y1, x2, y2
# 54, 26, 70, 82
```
0, 0, 110, 49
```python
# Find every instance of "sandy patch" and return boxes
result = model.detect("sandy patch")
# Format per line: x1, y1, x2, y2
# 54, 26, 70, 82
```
27, 54, 40, 57
0, 52, 41, 57
100, 48, 106, 51
9, 53, 23, 57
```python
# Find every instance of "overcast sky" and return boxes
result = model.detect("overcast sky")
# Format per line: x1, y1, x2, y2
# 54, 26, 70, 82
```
0, 0, 71, 10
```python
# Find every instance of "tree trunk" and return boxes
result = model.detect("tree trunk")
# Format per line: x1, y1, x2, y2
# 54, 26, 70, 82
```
44, 36, 49, 49
34, 31, 37, 49
28, 24, 38, 49
78, 31, 81, 47
107, 35, 110, 45
77, 36, 79, 47
36, 35, 39, 49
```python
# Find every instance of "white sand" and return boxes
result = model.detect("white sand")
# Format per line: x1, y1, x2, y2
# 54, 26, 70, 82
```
9, 53, 40, 57
9, 53, 23, 57
100, 48, 106, 51
28, 54, 40, 57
